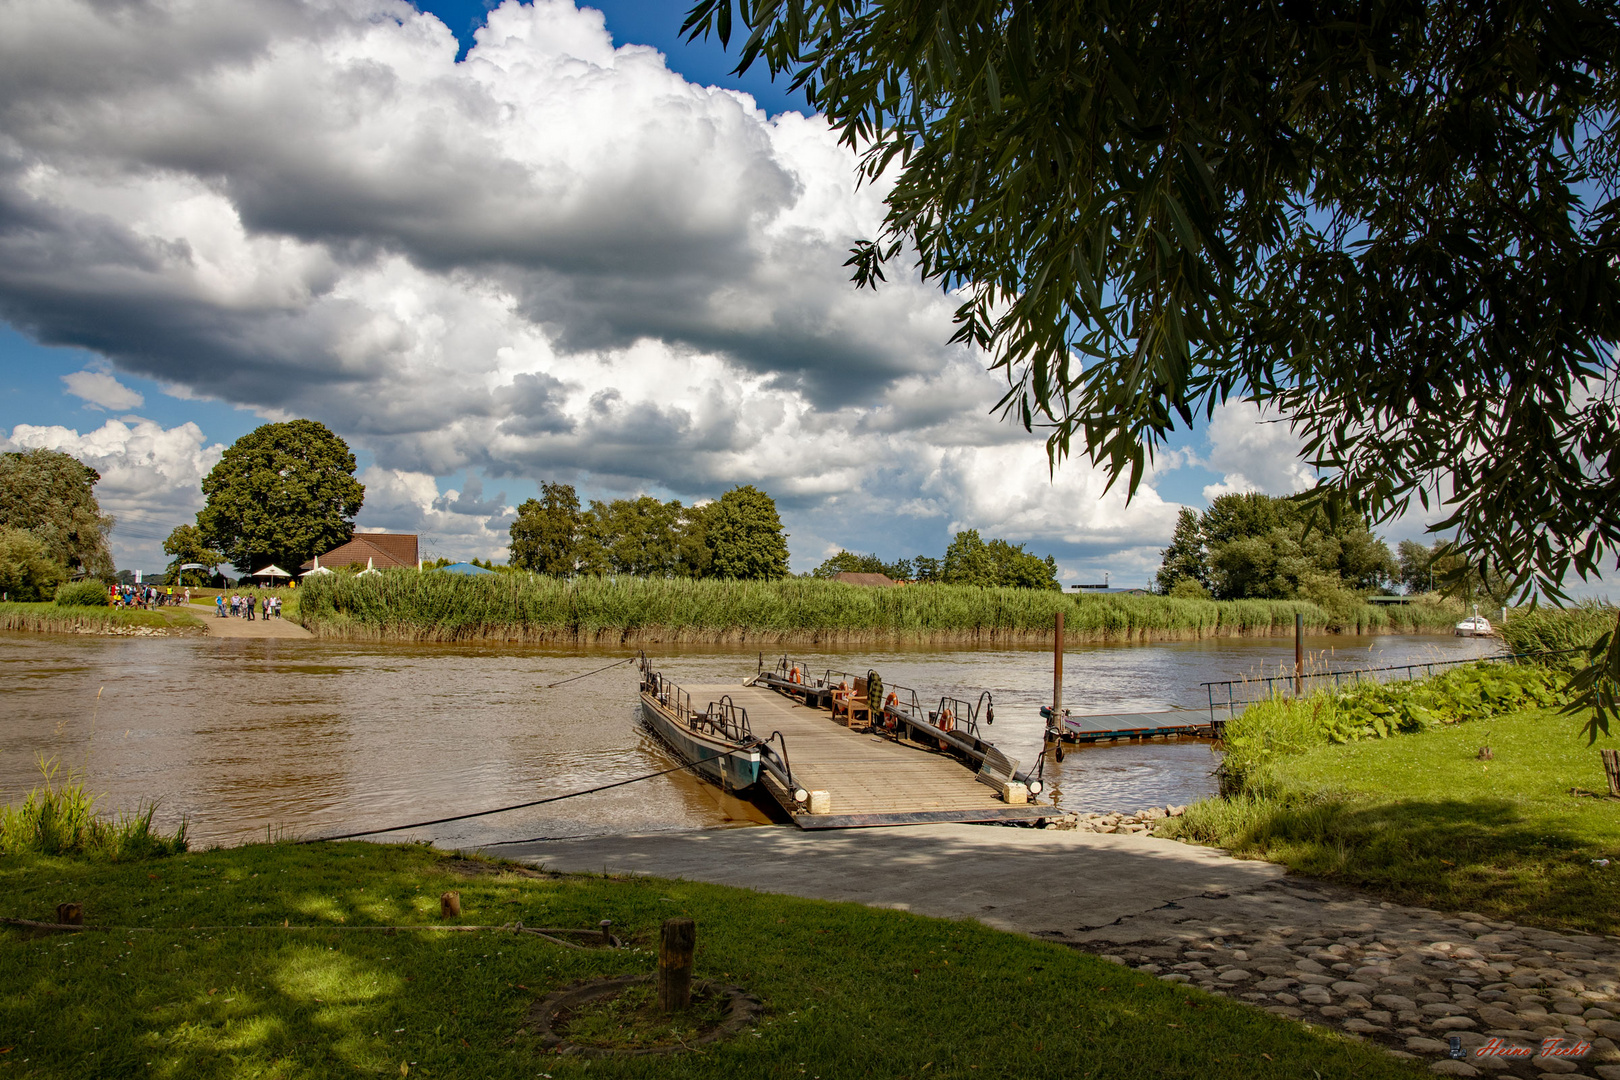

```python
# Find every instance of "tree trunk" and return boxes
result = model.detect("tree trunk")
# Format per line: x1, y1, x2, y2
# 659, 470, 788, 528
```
1602, 749, 1620, 798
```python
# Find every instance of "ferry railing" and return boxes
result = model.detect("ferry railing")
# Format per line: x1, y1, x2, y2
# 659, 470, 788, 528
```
641, 667, 694, 725
759, 730, 803, 803
1199, 647, 1581, 722
698, 695, 753, 741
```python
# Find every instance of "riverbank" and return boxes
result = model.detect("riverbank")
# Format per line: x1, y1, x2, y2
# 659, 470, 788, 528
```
0, 842, 1419, 1080
294, 570, 1461, 645
1161, 688, 1620, 936
0, 601, 205, 637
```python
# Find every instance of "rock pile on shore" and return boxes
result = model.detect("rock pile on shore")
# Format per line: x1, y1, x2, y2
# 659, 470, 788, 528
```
1077, 892, 1620, 1077
1039, 805, 1187, 833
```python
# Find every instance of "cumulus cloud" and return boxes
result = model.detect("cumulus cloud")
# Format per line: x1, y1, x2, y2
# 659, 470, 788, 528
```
0, 0, 1217, 573
1200, 400, 1318, 500
3, 419, 224, 566
61, 368, 144, 411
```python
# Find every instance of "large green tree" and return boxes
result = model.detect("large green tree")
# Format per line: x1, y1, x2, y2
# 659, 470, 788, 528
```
687, 0, 1620, 731
576, 496, 687, 577
941, 529, 1060, 589
705, 485, 791, 580
509, 482, 582, 575
0, 448, 115, 579
162, 524, 225, 586
1155, 508, 1208, 595
197, 420, 365, 575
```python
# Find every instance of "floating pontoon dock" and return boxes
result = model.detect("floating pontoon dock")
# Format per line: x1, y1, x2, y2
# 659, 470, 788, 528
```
1044, 706, 1224, 744
685, 683, 1045, 829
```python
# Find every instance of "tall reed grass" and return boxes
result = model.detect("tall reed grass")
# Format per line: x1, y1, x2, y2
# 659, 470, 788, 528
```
0, 758, 187, 860
0, 601, 205, 636
294, 570, 1457, 643
1500, 602, 1619, 669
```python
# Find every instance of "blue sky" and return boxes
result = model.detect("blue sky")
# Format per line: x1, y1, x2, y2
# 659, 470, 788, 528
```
0, 0, 1559, 592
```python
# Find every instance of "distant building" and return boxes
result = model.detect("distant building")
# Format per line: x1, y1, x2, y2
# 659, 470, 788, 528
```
831, 571, 899, 587
300, 532, 418, 572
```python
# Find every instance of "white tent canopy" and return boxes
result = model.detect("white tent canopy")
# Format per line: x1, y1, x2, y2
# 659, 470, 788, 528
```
301, 555, 332, 578
251, 564, 292, 578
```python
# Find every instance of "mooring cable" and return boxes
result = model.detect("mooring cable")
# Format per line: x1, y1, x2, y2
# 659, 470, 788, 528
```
542, 655, 637, 688
298, 747, 750, 844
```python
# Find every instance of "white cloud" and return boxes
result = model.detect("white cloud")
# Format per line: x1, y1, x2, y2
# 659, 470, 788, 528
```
61, 369, 144, 411
3, 419, 224, 567
1200, 400, 1317, 500
0, 0, 1199, 574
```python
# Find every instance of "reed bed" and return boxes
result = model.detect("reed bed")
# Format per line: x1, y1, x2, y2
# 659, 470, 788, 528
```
0, 602, 205, 637
0, 758, 187, 860
294, 571, 1457, 643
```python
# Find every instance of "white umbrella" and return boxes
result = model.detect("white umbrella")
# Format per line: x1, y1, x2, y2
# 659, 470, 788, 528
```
253, 564, 292, 579
358, 556, 380, 577
301, 555, 333, 578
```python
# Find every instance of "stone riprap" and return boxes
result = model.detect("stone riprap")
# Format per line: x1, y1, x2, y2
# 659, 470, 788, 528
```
1048, 832, 1620, 1079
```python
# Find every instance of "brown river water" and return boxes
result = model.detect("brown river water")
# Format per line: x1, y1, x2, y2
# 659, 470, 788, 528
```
1, 631, 1500, 849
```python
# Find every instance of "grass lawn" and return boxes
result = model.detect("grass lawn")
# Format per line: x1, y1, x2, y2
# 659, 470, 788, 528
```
1166, 706, 1620, 935
0, 602, 204, 634
0, 842, 1424, 1080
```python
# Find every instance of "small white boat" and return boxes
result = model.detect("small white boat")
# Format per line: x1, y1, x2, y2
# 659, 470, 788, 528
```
1455, 605, 1493, 637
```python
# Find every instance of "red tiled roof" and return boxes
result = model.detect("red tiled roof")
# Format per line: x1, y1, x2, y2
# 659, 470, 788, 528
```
300, 533, 418, 571
832, 572, 899, 587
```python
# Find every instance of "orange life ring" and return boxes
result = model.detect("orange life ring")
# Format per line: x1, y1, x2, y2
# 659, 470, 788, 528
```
938, 708, 954, 732
790, 666, 801, 684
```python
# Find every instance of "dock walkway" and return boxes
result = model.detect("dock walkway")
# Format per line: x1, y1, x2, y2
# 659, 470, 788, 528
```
681, 682, 1044, 829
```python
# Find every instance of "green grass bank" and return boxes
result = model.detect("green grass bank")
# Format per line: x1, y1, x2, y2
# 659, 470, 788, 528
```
293, 570, 1459, 644
0, 842, 1425, 1080
0, 602, 205, 637
1163, 662, 1620, 935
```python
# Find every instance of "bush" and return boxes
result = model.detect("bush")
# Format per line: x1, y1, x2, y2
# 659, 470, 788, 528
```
0, 526, 67, 601
0, 758, 187, 860
54, 579, 109, 606
1218, 661, 1570, 796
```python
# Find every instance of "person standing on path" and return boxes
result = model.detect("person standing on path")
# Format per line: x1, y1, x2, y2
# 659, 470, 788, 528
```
215, 594, 225, 618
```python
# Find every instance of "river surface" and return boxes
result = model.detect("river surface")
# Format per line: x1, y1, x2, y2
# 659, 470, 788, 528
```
1, 632, 1500, 849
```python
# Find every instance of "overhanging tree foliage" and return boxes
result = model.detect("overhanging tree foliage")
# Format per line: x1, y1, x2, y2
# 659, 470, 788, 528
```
685, 0, 1620, 735
197, 420, 365, 575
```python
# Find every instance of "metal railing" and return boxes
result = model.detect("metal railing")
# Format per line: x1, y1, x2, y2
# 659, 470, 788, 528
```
696, 695, 752, 742
1199, 647, 1582, 721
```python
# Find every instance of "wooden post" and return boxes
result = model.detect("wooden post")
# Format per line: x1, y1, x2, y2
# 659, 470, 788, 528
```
1294, 613, 1304, 696
1052, 611, 1064, 723
440, 891, 461, 919
1603, 749, 1620, 798
658, 917, 696, 1012
55, 902, 83, 926
599, 919, 613, 946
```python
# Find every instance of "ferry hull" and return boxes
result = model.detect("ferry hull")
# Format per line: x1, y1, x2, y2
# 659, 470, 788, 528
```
640, 692, 762, 792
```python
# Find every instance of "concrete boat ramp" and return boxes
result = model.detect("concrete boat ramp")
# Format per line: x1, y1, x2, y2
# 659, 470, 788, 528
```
500, 823, 1286, 940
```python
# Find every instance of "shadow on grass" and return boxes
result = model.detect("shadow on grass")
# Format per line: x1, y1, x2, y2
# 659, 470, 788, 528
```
0, 841, 1430, 1080
1175, 792, 1620, 933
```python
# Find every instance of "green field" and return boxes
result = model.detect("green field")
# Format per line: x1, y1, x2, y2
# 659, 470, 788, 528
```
293, 569, 1458, 644
1165, 671, 1620, 934
0, 842, 1424, 1080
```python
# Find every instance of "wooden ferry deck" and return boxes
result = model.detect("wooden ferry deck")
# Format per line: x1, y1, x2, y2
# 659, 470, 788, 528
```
681, 682, 1047, 830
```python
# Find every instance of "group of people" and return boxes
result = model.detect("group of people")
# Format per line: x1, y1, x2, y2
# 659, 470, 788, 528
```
110, 584, 187, 609
215, 592, 282, 620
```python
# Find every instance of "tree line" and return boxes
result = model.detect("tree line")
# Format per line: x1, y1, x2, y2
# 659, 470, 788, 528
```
508, 483, 790, 580
812, 529, 1060, 589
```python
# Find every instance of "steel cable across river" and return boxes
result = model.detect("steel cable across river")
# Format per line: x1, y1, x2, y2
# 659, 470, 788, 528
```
1, 632, 1500, 849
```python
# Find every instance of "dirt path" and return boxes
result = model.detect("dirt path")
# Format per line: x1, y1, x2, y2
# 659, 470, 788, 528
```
190, 603, 311, 639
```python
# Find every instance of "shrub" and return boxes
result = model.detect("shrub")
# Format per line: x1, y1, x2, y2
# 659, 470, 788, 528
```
0, 526, 67, 601
54, 579, 109, 606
